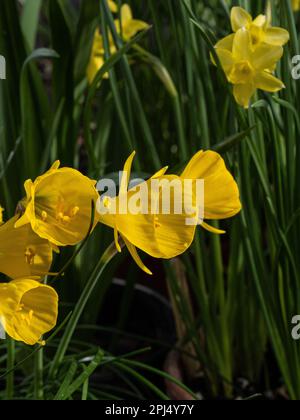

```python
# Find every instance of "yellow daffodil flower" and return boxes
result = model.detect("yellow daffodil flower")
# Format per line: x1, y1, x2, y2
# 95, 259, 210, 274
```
0, 216, 53, 279
216, 28, 285, 108
293, 0, 300, 11
14, 161, 99, 247
87, 29, 116, 83
217, 6, 289, 50
87, 3, 149, 84
98, 150, 241, 275
0, 206, 4, 225
0, 278, 58, 345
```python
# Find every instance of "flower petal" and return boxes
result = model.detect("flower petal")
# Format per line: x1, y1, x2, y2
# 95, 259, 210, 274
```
233, 83, 256, 108
215, 34, 235, 52
215, 48, 234, 74
251, 44, 283, 71
201, 221, 226, 235
264, 27, 290, 46
232, 28, 252, 61
0, 216, 53, 279
231, 7, 252, 32
120, 151, 136, 195
122, 235, 153, 275
121, 3, 133, 23
252, 14, 267, 28
254, 71, 285, 92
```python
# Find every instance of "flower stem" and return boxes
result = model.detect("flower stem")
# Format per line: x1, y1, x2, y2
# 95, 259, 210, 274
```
48, 241, 119, 379
6, 338, 15, 400
34, 347, 44, 400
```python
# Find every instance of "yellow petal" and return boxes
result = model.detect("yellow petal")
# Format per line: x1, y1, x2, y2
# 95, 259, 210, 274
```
87, 55, 107, 84
122, 235, 153, 275
120, 151, 136, 195
116, 4, 149, 40
181, 150, 241, 219
151, 167, 169, 179
215, 48, 234, 74
233, 83, 256, 108
201, 221, 226, 235
264, 27, 290, 46
215, 34, 235, 52
231, 7, 252, 32
108, 0, 117, 12
24, 179, 33, 197
0, 206, 4, 225
14, 212, 30, 228
252, 14, 267, 28
122, 20, 149, 40
254, 71, 285, 92
232, 28, 252, 61
114, 224, 122, 253
121, 3, 133, 23
51, 161, 60, 170
251, 44, 283, 71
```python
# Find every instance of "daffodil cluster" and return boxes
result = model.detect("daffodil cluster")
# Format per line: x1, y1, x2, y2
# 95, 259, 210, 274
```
87, 2, 149, 84
214, 7, 289, 108
0, 150, 241, 344
0, 162, 99, 345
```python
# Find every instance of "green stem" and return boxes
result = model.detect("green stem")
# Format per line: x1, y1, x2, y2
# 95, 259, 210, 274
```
6, 338, 15, 400
34, 348, 44, 400
49, 242, 118, 379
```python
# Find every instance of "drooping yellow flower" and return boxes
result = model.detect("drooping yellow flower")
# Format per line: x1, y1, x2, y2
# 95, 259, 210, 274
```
15, 161, 99, 247
216, 6, 289, 51
293, 0, 300, 11
98, 150, 241, 275
0, 278, 58, 345
0, 206, 4, 225
180, 150, 241, 223
0, 216, 53, 279
216, 28, 285, 108
87, 4, 149, 84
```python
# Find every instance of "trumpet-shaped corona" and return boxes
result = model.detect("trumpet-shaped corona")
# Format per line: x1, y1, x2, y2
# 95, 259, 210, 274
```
15, 161, 99, 247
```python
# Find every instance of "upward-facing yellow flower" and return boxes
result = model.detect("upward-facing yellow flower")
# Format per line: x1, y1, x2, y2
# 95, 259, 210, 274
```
293, 0, 300, 11
87, 3, 149, 84
15, 161, 99, 247
0, 216, 53, 279
0, 278, 58, 345
216, 28, 285, 108
98, 150, 241, 275
216, 6, 289, 52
